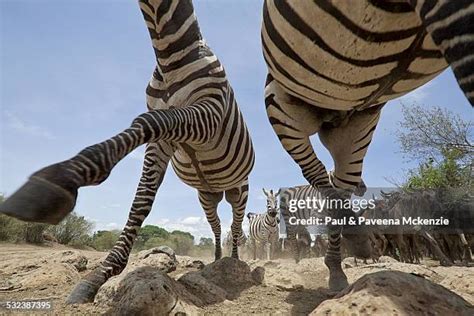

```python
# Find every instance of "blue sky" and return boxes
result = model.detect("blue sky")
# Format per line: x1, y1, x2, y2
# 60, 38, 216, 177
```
1, 0, 472, 239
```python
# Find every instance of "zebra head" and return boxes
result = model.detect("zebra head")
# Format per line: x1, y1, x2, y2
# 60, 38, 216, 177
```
262, 188, 281, 218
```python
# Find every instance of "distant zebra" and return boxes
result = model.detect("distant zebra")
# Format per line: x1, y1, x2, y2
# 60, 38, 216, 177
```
224, 230, 247, 256
279, 185, 328, 262
262, 0, 473, 291
1, 0, 254, 304
248, 189, 281, 260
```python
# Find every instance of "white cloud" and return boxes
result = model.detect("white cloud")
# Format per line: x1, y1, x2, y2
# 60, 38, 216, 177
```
106, 222, 119, 229
181, 216, 202, 225
5, 112, 56, 140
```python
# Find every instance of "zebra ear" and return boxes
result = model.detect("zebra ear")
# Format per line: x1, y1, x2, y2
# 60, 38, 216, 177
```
276, 189, 281, 197
262, 188, 269, 197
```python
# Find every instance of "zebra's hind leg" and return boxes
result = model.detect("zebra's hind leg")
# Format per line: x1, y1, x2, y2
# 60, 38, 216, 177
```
66, 141, 173, 304
325, 225, 349, 292
265, 75, 330, 188
225, 181, 249, 259
199, 191, 224, 261
318, 106, 383, 260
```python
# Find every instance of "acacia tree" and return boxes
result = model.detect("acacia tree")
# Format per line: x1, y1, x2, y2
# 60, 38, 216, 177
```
397, 104, 473, 164
397, 104, 473, 204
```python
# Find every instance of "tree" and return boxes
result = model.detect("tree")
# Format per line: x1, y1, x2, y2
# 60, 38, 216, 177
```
170, 234, 194, 255
199, 237, 213, 247
397, 105, 473, 208
397, 104, 473, 164
47, 212, 93, 245
135, 225, 170, 250
171, 230, 195, 242
92, 230, 121, 251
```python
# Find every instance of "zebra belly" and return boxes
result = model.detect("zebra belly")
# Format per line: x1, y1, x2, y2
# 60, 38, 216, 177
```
263, 0, 448, 110
171, 146, 251, 192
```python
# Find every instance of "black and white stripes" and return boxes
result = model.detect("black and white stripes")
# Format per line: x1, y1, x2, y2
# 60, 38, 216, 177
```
247, 189, 280, 260
261, 0, 472, 291
1, 0, 254, 304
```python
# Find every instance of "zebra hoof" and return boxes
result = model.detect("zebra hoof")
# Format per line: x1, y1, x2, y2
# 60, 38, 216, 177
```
66, 281, 100, 304
0, 175, 77, 225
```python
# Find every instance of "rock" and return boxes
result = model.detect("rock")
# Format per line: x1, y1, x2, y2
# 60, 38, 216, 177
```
376, 256, 399, 264
59, 251, 88, 272
251, 266, 265, 285
188, 260, 205, 270
311, 271, 474, 316
176, 256, 207, 270
199, 257, 259, 299
19, 263, 80, 290
178, 272, 227, 305
97, 257, 264, 314
43, 250, 88, 272
97, 267, 201, 315
133, 247, 178, 273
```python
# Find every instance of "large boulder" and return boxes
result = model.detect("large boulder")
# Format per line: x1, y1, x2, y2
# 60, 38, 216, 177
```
99, 267, 201, 316
131, 246, 178, 273
96, 257, 265, 315
198, 257, 263, 299
311, 271, 474, 315
178, 257, 264, 303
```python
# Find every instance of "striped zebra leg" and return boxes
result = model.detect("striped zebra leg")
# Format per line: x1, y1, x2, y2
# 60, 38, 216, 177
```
225, 182, 249, 259
66, 141, 173, 304
324, 224, 348, 292
318, 104, 382, 194
1, 104, 222, 224
409, 0, 474, 105
198, 191, 224, 261
318, 106, 382, 260
265, 75, 331, 188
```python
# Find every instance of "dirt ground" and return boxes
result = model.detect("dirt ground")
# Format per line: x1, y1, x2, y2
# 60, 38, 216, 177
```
0, 243, 472, 315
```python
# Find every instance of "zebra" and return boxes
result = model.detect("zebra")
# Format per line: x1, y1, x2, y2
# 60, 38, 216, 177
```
223, 230, 247, 257
0, 0, 254, 304
280, 184, 364, 263
262, 0, 473, 291
247, 189, 281, 260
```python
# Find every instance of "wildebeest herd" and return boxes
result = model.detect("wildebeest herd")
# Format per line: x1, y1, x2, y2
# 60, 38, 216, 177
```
229, 186, 473, 267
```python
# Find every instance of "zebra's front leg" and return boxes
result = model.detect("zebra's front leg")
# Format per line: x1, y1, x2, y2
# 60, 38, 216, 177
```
325, 225, 349, 292
66, 142, 173, 304
1, 105, 222, 224
225, 181, 249, 259
199, 191, 224, 261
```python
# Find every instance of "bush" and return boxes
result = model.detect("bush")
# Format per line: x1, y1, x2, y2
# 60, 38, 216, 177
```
91, 230, 121, 251
47, 212, 93, 245
23, 223, 49, 244
0, 214, 23, 242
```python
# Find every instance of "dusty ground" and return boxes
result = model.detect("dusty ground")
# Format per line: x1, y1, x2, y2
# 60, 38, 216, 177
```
0, 243, 473, 315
